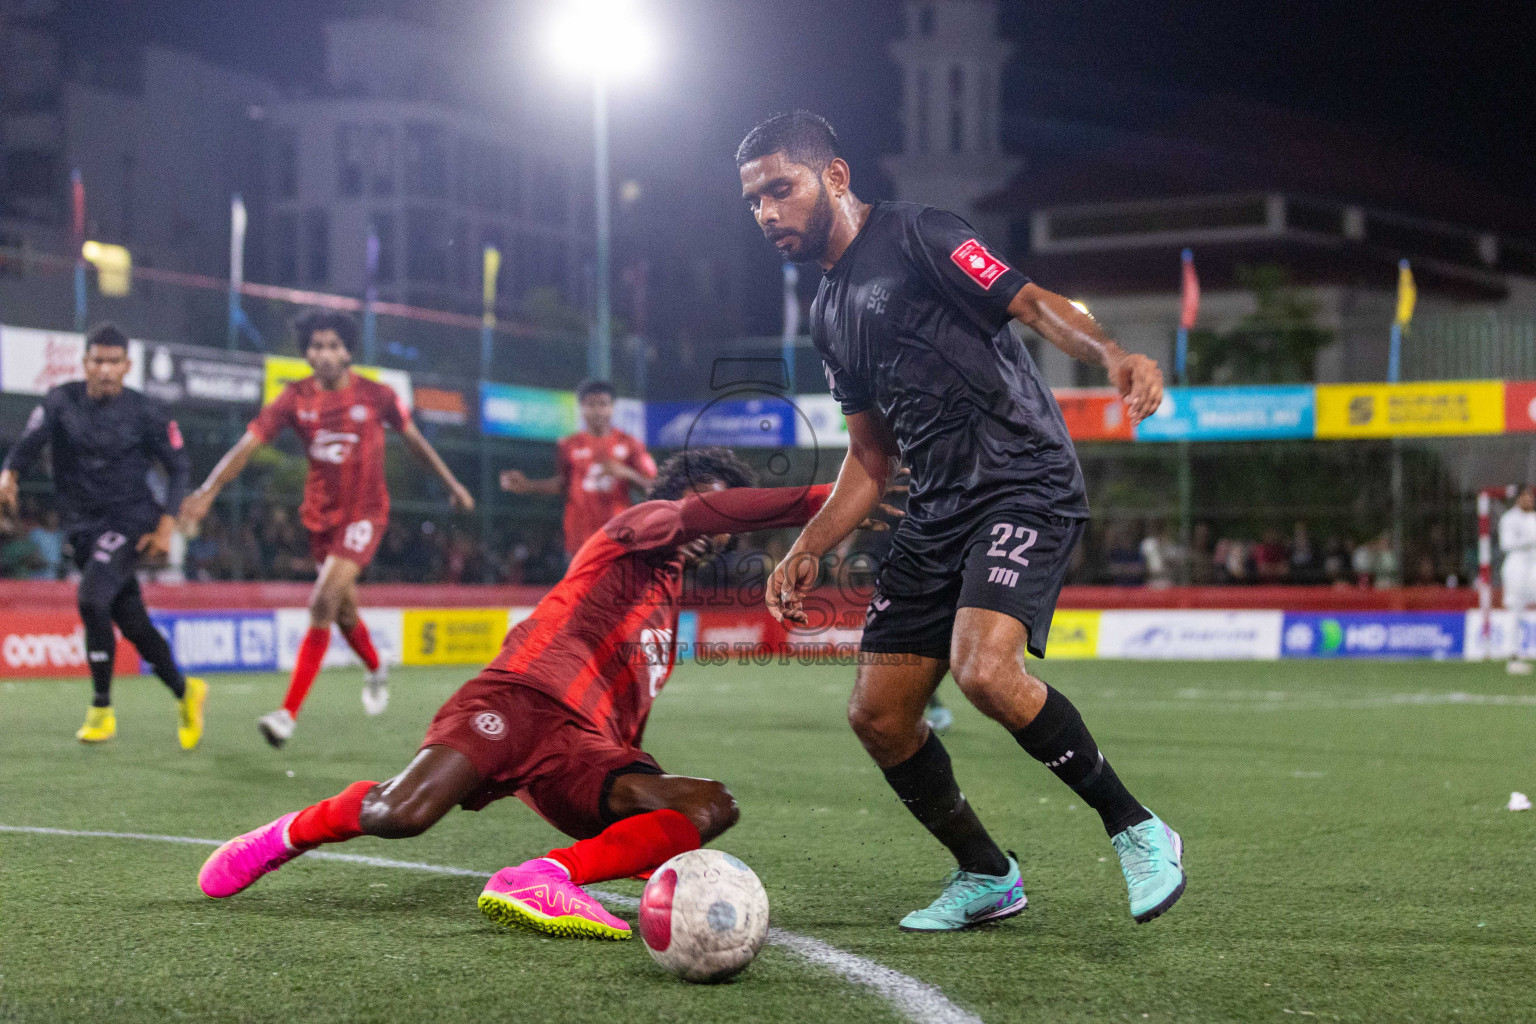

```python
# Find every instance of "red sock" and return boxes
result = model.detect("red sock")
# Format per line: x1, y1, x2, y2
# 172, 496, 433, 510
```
342, 620, 381, 672
287, 780, 377, 849
546, 809, 701, 885
282, 627, 332, 717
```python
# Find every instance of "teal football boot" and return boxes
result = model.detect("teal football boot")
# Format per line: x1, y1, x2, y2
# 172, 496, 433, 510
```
899, 853, 1026, 932
1111, 813, 1185, 923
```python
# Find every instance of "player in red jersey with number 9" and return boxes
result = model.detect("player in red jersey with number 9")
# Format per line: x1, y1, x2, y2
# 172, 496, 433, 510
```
180, 310, 474, 747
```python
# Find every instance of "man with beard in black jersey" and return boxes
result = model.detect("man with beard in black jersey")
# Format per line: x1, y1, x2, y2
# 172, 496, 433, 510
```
738, 111, 1184, 931
0, 323, 205, 747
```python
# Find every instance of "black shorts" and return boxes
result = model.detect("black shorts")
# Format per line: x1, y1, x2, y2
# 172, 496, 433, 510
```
860, 504, 1086, 660
69, 518, 155, 592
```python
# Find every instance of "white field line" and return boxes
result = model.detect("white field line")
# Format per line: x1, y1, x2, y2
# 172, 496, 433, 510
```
0, 823, 982, 1024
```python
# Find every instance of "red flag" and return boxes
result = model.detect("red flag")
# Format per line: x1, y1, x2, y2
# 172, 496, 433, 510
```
1179, 249, 1200, 330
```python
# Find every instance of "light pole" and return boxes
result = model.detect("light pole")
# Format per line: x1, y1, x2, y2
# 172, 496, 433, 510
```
548, 0, 652, 382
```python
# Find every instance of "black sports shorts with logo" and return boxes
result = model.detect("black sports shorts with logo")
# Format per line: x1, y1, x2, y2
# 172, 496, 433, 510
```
859, 503, 1087, 661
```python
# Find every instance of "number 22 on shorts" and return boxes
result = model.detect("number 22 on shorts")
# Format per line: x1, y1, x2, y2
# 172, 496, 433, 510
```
986, 523, 1037, 566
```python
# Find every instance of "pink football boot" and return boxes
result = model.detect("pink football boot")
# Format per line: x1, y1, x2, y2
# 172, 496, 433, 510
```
198, 812, 304, 898
477, 859, 631, 940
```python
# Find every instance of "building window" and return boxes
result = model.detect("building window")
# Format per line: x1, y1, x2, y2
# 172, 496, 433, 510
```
271, 212, 298, 284
948, 66, 965, 153
916, 70, 930, 154
304, 209, 328, 285
370, 212, 396, 283
918, 4, 935, 37
406, 207, 449, 284
271, 128, 298, 199
365, 125, 394, 196
403, 123, 448, 198
337, 125, 364, 197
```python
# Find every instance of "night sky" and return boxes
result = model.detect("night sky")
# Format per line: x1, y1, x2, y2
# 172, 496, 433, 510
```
61, 0, 1536, 197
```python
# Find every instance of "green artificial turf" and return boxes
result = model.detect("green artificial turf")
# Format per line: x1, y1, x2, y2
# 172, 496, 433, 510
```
2, 658, 1533, 1023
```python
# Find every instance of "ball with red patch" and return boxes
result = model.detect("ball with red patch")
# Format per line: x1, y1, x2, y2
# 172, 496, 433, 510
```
639, 848, 769, 983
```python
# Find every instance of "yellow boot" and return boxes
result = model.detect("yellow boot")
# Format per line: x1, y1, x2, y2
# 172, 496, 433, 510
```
76, 706, 116, 743
178, 677, 208, 751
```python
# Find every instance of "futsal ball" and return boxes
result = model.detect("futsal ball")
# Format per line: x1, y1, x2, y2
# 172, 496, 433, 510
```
638, 848, 769, 983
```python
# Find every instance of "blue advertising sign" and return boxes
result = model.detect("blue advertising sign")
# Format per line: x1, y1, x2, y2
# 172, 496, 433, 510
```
149, 611, 279, 673
645, 395, 797, 448
479, 383, 577, 440
1280, 612, 1464, 660
1135, 386, 1315, 441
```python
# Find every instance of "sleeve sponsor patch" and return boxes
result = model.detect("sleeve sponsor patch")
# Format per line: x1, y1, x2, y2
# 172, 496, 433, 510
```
949, 238, 1011, 290
167, 420, 184, 450
24, 406, 44, 433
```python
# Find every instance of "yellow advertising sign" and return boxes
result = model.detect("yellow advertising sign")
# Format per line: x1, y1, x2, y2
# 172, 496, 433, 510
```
1314, 381, 1504, 439
401, 609, 510, 666
262, 355, 414, 411
1029, 609, 1101, 660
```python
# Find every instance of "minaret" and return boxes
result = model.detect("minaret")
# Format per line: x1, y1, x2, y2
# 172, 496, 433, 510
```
881, 0, 1021, 238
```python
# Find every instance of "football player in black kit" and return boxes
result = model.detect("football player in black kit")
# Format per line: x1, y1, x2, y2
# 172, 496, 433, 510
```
0, 324, 206, 748
739, 112, 1185, 930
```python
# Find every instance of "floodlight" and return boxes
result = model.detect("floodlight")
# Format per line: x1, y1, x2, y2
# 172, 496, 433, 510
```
548, 0, 653, 78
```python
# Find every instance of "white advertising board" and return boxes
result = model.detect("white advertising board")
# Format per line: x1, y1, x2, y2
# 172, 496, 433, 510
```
0, 325, 144, 394
1095, 610, 1283, 660
276, 608, 405, 670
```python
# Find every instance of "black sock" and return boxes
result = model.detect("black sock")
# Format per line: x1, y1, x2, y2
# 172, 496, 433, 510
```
1012, 685, 1151, 836
881, 731, 1010, 876
79, 604, 116, 707
112, 585, 185, 700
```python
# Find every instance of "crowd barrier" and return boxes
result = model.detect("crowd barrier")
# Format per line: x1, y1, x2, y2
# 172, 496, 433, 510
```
0, 583, 1508, 678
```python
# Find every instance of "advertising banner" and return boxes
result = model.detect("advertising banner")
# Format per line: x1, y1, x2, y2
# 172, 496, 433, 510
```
149, 610, 279, 672
1281, 612, 1463, 659
479, 382, 577, 440
645, 396, 798, 449
276, 608, 404, 670
1055, 390, 1134, 442
0, 325, 144, 394
141, 342, 265, 407
613, 397, 647, 441
1462, 610, 1536, 661
401, 608, 509, 666
794, 393, 851, 450
1134, 386, 1314, 441
1031, 609, 1101, 659
1503, 381, 1536, 433
1314, 381, 1503, 438
0, 610, 137, 678
413, 386, 470, 427
263, 355, 414, 412
1095, 610, 1283, 660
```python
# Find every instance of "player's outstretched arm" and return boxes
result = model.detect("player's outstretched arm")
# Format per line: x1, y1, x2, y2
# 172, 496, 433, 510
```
498, 469, 563, 495
0, 399, 55, 516
1009, 283, 1164, 424
180, 430, 264, 531
400, 420, 475, 511
767, 410, 899, 626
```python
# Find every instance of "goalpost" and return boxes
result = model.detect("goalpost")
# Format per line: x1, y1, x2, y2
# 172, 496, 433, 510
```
1477, 485, 1520, 660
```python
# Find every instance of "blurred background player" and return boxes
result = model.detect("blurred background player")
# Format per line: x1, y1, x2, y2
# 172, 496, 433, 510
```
180, 310, 474, 746
197, 450, 864, 940
742, 112, 1182, 930
1498, 484, 1536, 674
500, 378, 656, 558
0, 323, 206, 748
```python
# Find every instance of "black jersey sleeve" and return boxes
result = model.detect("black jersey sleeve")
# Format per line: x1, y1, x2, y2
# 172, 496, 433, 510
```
907, 208, 1030, 336
1, 391, 58, 476
821, 353, 873, 417
144, 400, 191, 514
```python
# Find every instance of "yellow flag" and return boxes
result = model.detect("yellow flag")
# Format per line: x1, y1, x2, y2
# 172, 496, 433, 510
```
1395, 259, 1416, 327
482, 246, 501, 326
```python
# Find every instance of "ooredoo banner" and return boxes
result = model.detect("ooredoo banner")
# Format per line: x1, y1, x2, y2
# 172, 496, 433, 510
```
0, 610, 137, 678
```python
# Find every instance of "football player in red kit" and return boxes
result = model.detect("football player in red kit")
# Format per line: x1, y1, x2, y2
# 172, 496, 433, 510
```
180, 310, 474, 747
198, 449, 846, 940
501, 378, 656, 557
